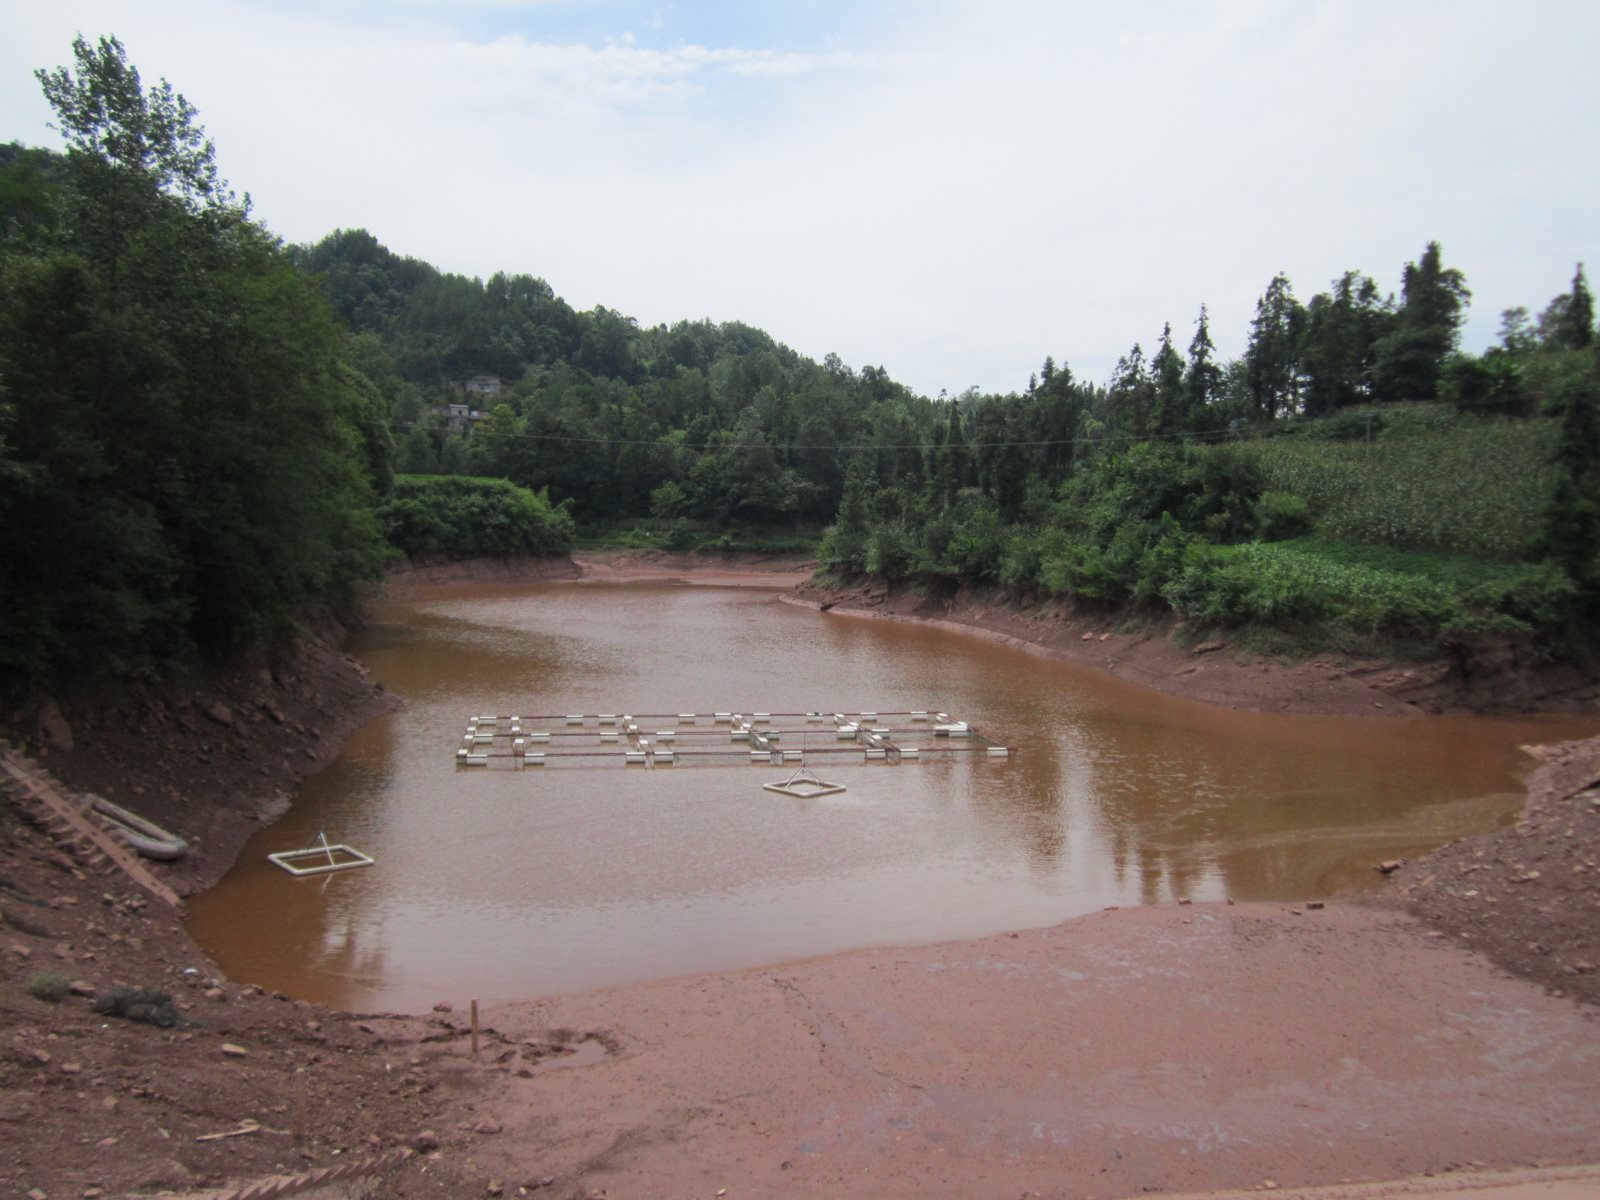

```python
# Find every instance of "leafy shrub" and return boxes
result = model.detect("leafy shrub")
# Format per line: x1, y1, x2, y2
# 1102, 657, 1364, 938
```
1163, 539, 1576, 645
377, 474, 575, 558
92, 986, 181, 1028
1254, 491, 1313, 541
28, 972, 69, 1003
865, 523, 916, 578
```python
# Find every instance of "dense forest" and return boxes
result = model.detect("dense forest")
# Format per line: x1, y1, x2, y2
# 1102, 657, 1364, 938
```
3, 36, 1598, 693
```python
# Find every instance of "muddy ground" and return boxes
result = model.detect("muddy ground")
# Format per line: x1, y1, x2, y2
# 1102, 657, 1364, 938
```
1, 552, 1598, 1199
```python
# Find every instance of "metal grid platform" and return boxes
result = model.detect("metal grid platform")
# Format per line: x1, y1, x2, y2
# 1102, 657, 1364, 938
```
453, 709, 1011, 769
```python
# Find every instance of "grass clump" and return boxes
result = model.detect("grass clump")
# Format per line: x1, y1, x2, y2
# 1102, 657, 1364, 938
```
27, 972, 69, 1003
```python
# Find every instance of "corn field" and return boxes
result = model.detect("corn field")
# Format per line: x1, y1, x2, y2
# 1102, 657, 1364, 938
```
1243, 417, 1557, 559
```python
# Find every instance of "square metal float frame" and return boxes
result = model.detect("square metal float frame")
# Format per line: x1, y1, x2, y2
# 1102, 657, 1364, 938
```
268, 844, 375, 877
763, 768, 847, 799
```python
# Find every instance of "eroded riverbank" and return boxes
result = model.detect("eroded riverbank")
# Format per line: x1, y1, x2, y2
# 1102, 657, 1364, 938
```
790, 574, 1600, 718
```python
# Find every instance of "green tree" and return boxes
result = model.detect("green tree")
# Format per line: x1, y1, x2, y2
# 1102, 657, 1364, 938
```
1540, 355, 1600, 591
1373, 241, 1469, 402
1149, 322, 1186, 435
1539, 263, 1595, 351
0, 36, 387, 683
1184, 305, 1224, 431
1106, 342, 1152, 441
1245, 273, 1304, 420
1300, 272, 1393, 415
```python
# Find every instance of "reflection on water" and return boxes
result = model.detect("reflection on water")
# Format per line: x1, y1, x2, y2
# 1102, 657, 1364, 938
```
186, 581, 1600, 1011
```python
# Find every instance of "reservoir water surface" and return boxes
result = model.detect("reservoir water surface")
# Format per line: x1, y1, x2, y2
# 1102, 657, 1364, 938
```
186, 579, 1600, 1010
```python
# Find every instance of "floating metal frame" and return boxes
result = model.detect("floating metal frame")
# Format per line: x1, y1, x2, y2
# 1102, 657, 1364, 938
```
455, 708, 1011, 770
762, 766, 848, 798
269, 833, 375, 877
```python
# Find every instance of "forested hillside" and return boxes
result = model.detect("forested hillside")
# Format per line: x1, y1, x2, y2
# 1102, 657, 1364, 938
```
0, 38, 391, 688
4, 35, 1598, 696
290, 227, 935, 529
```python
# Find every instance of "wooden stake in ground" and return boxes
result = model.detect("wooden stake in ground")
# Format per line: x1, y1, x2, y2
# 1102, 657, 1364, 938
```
471, 998, 479, 1056
293, 1067, 308, 1145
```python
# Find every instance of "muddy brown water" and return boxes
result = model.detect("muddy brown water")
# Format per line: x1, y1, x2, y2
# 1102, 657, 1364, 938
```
185, 581, 1600, 1011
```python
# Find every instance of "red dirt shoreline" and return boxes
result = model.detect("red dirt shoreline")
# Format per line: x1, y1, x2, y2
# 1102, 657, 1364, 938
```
786, 576, 1600, 719
3, 550, 1598, 1199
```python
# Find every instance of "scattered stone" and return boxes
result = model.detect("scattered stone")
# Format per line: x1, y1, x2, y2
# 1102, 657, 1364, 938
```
28, 1049, 51, 1065
204, 987, 227, 1002
487, 1181, 504, 1197
1177, 898, 1192, 906
1079, 632, 1093, 642
66, 979, 97, 997
474, 1118, 503, 1135
1306, 901, 1325, 910
414, 1130, 441, 1152
204, 702, 234, 728
1191, 640, 1225, 656
38, 700, 74, 752
433, 1001, 454, 1013
220, 1042, 249, 1057
1376, 860, 1404, 875
60, 1062, 82, 1075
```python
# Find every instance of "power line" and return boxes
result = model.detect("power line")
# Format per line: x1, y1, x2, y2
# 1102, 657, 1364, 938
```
398, 420, 1239, 454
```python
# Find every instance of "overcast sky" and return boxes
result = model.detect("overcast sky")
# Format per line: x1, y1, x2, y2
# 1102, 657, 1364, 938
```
3, 1, 1595, 397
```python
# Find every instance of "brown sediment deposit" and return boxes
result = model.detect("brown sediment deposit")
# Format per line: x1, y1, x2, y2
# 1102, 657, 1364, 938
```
2, 552, 1598, 1199
386, 552, 583, 585
568, 546, 817, 588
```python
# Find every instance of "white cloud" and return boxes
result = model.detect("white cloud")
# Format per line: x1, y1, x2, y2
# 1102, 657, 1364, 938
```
2, 0, 1596, 397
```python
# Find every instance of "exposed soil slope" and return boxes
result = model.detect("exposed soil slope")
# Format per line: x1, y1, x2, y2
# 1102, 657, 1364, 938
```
1395, 736, 1600, 1008
7, 617, 398, 897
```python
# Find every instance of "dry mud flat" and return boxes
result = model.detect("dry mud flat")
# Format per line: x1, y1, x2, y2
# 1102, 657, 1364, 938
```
469, 901, 1600, 1200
